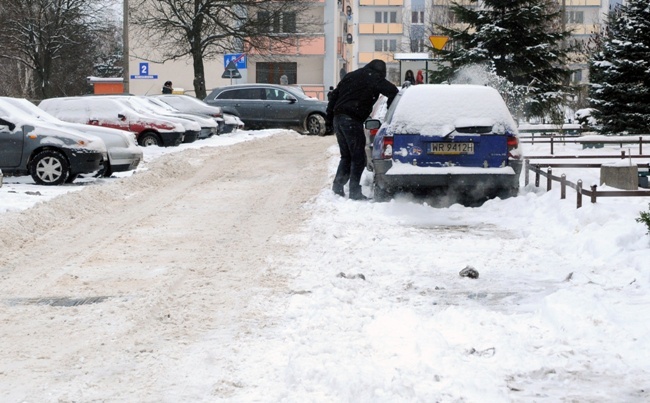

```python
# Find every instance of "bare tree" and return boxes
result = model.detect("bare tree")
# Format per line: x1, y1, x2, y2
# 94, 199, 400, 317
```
0, 0, 119, 99
129, 0, 319, 99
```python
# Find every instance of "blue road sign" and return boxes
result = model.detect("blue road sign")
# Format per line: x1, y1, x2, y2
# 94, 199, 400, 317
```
224, 54, 247, 70
130, 62, 158, 79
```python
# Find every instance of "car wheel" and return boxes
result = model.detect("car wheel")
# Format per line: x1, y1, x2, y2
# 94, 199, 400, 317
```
139, 132, 161, 147
305, 114, 326, 136
373, 181, 391, 202
29, 149, 69, 186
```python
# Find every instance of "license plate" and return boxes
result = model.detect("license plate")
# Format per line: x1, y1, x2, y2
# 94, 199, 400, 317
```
429, 142, 474, 155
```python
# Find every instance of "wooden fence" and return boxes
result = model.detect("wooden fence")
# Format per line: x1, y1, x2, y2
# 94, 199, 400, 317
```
524, 159, 650, 208
519, 135, 650, 155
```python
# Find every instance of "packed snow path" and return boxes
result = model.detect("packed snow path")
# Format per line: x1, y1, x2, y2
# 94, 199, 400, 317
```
0, 133, 333, 401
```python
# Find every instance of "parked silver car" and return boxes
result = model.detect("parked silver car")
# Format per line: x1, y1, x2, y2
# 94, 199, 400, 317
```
204, 83, 330, 136
1, 97, 142, 177
0, 102, 107, 185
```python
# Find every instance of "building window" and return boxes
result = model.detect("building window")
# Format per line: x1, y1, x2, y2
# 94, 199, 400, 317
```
410, 38, 426, 52
566, 11, 584, 24
375, 39, 397, 52
572, 69, 583, 83
256, 62, 297, 84
411, 11, 424, 24
258, 11, 296, 33
375, 11, 397, 23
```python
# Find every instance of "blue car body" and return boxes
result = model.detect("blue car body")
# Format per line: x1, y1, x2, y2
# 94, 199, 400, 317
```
369, 84, 523, 201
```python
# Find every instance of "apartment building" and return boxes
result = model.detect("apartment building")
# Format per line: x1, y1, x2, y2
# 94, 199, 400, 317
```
128, 0, 336, 100
127, 0, 614, 98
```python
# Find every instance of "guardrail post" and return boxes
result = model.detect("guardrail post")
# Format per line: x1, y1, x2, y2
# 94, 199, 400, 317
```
591, 185, 598, 204
524, 159, 530, 186
577, 180, 582, 208
535, 165, 540, 188
550, 136, 554, 155
640, 136, 643, 155
561, 174, 566, 199
621, 150, 626, 159
547, 167, 552, 190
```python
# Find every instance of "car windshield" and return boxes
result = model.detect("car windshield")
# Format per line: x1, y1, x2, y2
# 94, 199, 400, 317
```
141, 97, 178, 112
0, 98, 59, 123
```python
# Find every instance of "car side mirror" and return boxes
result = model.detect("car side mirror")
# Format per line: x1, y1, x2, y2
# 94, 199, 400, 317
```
287, 95, 297, 104
0, 118, 16, 131
118, 113, 126, 121
364, 119, 381, 130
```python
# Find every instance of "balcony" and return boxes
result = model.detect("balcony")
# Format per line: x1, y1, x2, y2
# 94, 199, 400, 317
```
247, 36, 325, 56
358, 23, 403, 35
360, 0, 404, 5
565, 0, 601, 5
358, 52, 395, 64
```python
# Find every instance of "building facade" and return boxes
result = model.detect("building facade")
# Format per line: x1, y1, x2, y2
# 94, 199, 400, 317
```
127, 0, 613, 99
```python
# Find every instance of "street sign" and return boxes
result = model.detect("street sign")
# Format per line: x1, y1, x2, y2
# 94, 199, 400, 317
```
221, 61, 242, 79
224, 53, 247, 70
429, 36, 449, 50
130, 62, 158, 79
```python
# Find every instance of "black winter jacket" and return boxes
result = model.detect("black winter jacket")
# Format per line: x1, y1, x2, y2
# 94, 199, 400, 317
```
326, 59, 399, 124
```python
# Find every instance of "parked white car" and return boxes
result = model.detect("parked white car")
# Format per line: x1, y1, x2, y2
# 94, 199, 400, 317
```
152, 94, 244, 134
1, 97, 142, 177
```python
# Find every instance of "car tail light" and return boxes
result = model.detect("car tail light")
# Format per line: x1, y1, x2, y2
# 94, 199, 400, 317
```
369, 128, 379, 136
381, 136, 393, 159
507, 136, 519, 158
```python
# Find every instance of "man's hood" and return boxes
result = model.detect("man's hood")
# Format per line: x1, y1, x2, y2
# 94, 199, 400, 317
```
366, 59, 387, 78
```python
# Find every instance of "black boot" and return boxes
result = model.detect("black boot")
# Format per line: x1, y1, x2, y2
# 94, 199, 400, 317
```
332, 185, 345, 197
349, 191, 368, 201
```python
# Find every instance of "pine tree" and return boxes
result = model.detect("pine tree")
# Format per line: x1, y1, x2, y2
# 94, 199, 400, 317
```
430, 0, 573, 120
589, 0, 650, 135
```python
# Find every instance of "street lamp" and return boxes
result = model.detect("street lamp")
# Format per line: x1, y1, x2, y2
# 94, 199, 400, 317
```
123, 0, 129, 93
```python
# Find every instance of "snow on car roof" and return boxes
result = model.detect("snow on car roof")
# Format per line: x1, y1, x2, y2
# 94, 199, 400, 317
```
387, 84, 518, 136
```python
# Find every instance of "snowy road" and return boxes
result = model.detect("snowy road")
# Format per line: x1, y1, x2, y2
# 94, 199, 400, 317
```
0, 130, 649, 402
0, 132, 333, 401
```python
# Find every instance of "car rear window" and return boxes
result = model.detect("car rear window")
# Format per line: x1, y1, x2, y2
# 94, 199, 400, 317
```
386, 85, 517, 136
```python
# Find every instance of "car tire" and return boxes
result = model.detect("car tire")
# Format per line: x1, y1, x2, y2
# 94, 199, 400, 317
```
29, 149, 69, 186
139, 132, 161, 147
373, 181, 391, 202
305, 114, 326, 136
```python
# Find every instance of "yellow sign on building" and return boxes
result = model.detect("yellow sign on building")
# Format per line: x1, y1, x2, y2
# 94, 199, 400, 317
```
429, 36, 449, 50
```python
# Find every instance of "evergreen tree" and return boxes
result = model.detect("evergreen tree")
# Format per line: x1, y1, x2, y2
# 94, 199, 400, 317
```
430, 0, 573, 120
589, 0, 650, 134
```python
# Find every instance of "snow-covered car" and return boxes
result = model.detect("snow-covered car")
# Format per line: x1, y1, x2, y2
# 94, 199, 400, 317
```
366, 84, 523, 201
39, 96, 188, 147
0, 97, 142, 177
104, 96, 203, 144
152, 94, 244, 134
204, 83, 329, 136
0, 102, 107, 185
133, 97, 218, 140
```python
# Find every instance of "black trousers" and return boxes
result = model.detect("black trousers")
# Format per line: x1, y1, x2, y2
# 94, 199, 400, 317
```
333, 114, 366, 196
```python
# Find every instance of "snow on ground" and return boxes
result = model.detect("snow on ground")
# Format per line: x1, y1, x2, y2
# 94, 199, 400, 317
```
1, 129, 649, 401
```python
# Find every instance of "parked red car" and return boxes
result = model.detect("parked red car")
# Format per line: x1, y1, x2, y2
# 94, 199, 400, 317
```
39, 96, 188, 147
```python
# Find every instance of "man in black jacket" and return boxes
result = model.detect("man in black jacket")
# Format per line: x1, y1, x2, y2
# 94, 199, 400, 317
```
326, 59, 398, 200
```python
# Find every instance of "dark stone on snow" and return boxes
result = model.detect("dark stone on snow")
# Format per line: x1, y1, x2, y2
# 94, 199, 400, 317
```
459, 266, 479, 279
